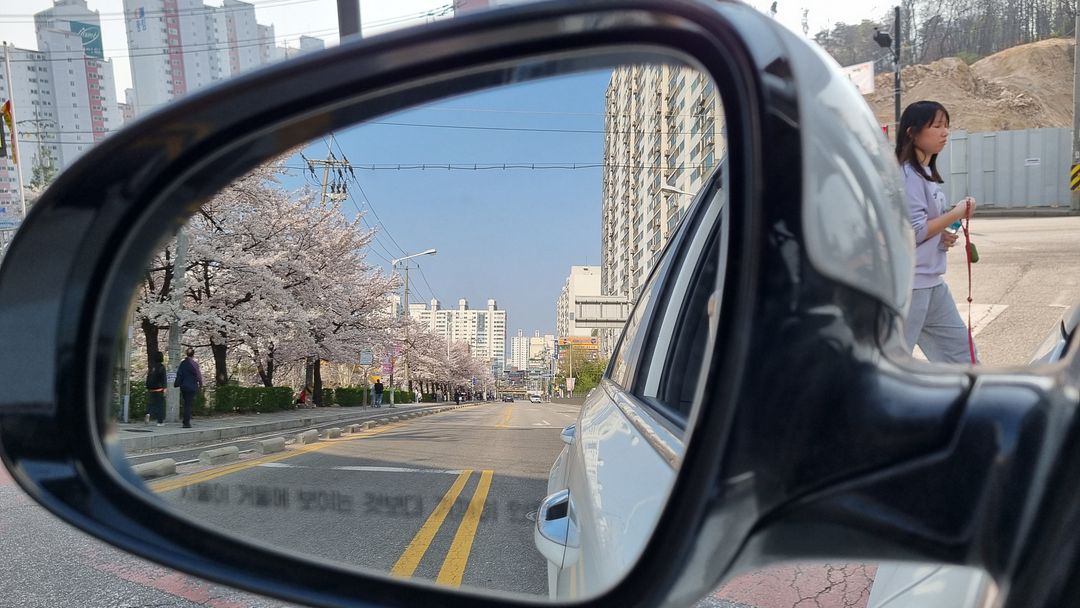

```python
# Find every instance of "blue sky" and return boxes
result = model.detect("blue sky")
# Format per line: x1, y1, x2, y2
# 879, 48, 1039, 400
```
282, 70, 611, 336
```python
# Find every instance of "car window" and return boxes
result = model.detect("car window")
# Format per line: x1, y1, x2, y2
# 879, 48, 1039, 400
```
636, 169, 726, 421
607, 258, 664, 389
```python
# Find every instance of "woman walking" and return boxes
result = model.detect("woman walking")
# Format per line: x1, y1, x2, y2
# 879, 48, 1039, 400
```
896, 100, 978, 363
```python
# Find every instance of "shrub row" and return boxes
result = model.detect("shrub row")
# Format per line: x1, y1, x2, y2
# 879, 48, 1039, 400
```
215, 385, 294, 414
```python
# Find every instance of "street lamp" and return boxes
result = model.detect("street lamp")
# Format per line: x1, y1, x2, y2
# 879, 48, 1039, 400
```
659, 184, 695, 197
390, 248, 437, 405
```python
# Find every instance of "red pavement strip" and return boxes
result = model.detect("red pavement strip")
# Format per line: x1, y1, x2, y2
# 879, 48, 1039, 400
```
86, 555, 254, 608
712, 563, 877, 608
4, 461, 255, 607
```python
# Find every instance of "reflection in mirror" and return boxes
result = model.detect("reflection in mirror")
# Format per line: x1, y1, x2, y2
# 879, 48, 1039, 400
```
106, 60, 727, 601
701, 561, 995, 608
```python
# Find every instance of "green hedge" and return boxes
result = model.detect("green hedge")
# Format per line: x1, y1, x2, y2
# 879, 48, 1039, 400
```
421, 393, 438, 403
320, 388, 334, 406
215, 385, 294, 414
333, 387, 368, 407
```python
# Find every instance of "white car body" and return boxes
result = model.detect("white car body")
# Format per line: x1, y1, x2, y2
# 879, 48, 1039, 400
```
535, 172, 726, 600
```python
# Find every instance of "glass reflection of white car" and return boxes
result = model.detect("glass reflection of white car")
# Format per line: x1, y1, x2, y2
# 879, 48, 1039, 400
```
533, 167, 728, 599
868, 305, 1079, 608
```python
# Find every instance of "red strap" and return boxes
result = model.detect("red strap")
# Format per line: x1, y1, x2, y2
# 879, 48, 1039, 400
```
961, 200, 976, 364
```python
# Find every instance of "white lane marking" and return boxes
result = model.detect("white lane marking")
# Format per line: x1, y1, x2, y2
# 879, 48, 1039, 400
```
257, 463, 464, 474
947, 302, 1008, 338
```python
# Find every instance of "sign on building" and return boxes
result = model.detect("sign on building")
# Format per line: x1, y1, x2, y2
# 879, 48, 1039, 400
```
69, 21, 104, 60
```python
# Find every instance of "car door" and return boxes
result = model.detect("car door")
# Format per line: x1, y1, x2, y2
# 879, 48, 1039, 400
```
538, 165, 728, 599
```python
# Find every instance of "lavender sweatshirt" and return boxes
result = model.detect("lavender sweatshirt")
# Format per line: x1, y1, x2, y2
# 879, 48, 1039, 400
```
902, 162, 949, 289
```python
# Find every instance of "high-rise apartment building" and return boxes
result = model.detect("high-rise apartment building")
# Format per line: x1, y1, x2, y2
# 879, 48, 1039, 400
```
0, 1, 124, 222
123, 0, 320, 117
600, 65, 725, 301
409, 298, 508, 374
510, 329, 529, 371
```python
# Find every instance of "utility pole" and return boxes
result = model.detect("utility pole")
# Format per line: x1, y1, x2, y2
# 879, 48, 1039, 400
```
894, 6, 901, 133
303, 147, 353, 403
1072, 14, 1080, 212
874, 9, 902, 137
336, 0, 361, 40
166, 227, 189, 422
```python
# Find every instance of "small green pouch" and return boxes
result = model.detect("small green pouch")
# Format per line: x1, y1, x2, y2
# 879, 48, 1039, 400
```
967, 241, 979, 263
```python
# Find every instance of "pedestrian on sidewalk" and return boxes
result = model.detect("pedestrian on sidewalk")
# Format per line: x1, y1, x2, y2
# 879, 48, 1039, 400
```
145, 351, 167, 426
173, 348, 203, 428
896, 100, 978, 364
372, 379, 384, 407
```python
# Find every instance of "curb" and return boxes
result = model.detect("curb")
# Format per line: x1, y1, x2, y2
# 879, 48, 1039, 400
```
133, 458, 176, 479
116, 403, 479, 451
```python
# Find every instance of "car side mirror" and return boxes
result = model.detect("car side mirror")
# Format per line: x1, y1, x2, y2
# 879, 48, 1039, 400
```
2, 2, 1078, 608
560, 424, 576, 445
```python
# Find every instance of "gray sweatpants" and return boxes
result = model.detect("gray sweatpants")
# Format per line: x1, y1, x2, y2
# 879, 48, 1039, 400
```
904, 283, 978, 364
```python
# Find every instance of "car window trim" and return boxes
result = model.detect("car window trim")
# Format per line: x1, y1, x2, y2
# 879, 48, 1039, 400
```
604, 378, 685, 469
641, 177, 726, 400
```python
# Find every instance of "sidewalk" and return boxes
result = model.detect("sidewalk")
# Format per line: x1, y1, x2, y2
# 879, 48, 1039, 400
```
113, 402, 453, 452
976, 205, 1076, 218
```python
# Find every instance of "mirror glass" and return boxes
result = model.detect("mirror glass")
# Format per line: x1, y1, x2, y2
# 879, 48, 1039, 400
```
106, 58, 728, 601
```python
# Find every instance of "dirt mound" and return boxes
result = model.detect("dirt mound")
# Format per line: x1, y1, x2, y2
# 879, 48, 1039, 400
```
864, 37, 1074, 132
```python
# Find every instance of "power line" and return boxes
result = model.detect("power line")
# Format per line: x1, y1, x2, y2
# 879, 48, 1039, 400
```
328, 133, 410, 258
276, 162, 712, 171
415, 263, 439, 303
0, 0, 322, 23
367, 120, 720, 136
3, 28, 337, 63
1, 6, 452, 62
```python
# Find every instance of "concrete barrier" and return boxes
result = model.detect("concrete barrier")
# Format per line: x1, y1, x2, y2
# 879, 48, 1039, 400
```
256, 437, 286, 454
297, 429, 319, 444
133, 458, 176, 480
325, 427, 342, 439
346, 424, 359, 433
199, 446, 240, 465
361, 421, 372, 430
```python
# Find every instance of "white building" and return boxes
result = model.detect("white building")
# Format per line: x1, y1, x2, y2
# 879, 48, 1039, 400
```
0, 46, 49, 225
601, 65, 725, 301
0, 1, 126, 222
409, 298, 507, 373
527, 330, 555, 372
556, 265, 632, 357
123, 0, 319, 117
510, 329, 529, 371
556, 266, 602, 339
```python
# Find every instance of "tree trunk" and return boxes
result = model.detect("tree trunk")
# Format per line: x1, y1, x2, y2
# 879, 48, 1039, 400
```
141, 318, 160, 369
211, 339, 229, 386
255, 345, 275, 387
305, 356, 314, 390
313, 359, 323, 406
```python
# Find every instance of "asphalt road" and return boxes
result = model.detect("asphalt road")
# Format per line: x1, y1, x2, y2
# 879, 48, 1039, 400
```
150, 401, 580, 597
0, 459, 295, 608
941, 216, 1080, 365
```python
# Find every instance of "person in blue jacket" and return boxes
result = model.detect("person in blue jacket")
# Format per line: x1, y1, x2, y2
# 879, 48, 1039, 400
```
173, 348, 203, 428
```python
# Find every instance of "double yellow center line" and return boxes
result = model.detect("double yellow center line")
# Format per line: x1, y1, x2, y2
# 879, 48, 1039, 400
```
390, 469, 494, 587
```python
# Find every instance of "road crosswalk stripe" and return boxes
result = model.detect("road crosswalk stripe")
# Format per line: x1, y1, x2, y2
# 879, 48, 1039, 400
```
390, 470, 472, 578
436, 469, 494, 587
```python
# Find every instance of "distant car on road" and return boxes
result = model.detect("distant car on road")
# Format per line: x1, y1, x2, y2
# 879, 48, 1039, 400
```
529, 394, 542, 404
502, 395, 514, 402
